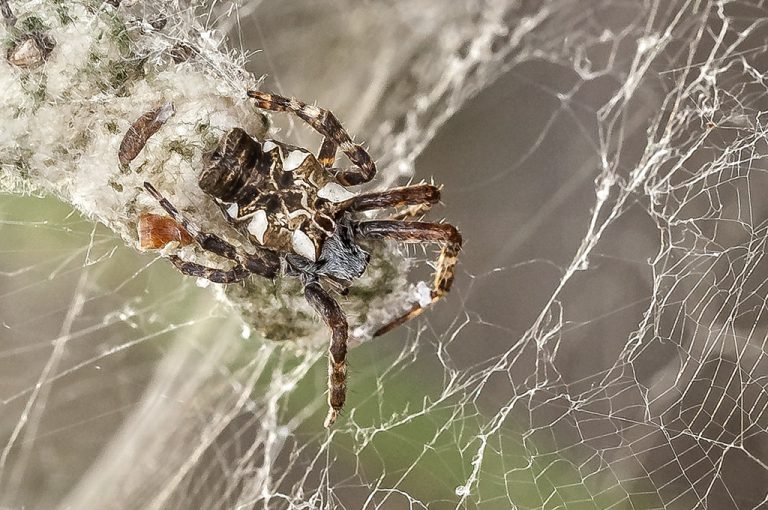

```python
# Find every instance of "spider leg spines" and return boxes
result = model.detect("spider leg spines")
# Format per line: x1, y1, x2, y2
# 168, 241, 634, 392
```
353, 220, 462, 337
356, 221, 461, 246
391, 203, 435, 221
304, 281, 349, 428
335, 184, 441, 215
247, 90, 377, 186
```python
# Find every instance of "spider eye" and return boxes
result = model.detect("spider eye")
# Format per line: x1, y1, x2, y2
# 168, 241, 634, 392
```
199, 128, 264, 201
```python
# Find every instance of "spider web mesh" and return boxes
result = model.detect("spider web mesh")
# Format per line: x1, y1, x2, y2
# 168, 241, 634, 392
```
2, 0, 768, 508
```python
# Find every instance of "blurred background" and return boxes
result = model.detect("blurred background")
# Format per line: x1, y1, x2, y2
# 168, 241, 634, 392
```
2, 0, 768, 508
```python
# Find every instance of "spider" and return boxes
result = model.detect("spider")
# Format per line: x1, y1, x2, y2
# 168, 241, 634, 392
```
141, 91, 462, 427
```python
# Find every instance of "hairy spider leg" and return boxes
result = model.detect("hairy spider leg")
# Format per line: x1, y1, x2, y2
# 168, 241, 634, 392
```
354, 220, 463, 337
247, 91, 377, 186
143, 182, 280, 279
335, 184, 441, 217
391, 188, 444, 221
391, 203, 437, 221
304, 281, 349, 428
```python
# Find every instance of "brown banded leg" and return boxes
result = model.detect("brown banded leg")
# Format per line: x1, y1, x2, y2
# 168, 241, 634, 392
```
335, 184, 440, 215
144, 182, 280, 279
354, 220, 463, 337
247, 91, 376, 186
304, 281, 349, 428
317, 137, 337, 169
169, 256, 250, 283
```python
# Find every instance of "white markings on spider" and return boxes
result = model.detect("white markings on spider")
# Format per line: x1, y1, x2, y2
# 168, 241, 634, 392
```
226, 202, 239, 218
262, 140, 278, 152
283, 149, 310, 171
317, 182, 356, 202
292, 229, 316, 261
247, 210, 268, 244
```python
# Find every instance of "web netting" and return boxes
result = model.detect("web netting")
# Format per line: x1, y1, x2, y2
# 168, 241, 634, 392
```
2, 0, 768, 508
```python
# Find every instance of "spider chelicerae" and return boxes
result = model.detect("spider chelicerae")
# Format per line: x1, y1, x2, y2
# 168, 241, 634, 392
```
141, 91, 462, 427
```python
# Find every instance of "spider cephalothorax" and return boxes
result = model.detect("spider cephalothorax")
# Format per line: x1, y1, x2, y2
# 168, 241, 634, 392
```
201, 127, 340, 262
140, 91, 462, 427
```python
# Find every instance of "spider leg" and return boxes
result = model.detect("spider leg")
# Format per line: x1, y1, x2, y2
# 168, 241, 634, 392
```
335, 184, 440, 217
247, 91, 376, 186
354, 220, 462, 337
317, 137, 337, 169
143, 182, 280, 278
169, 256, 250, 283
304, 281, 349, 428
391, 203, 437, 221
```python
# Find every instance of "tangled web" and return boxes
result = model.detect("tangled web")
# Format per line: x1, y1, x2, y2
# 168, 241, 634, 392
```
2, 0, 768, 508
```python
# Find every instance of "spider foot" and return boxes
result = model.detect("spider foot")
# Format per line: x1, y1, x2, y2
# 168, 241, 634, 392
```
304, 281, 349, 428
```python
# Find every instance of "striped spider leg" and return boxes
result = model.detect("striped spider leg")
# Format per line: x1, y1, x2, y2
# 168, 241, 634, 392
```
317, 137, 337, 169
354, 220, 462, 337
247, 91, 376, 185
302, 279, 349, 428
310, 183, 452, 427
334, 184, 462, 336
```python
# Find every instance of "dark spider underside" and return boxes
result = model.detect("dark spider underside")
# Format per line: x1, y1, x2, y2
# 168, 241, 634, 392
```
141, 91, 462, 427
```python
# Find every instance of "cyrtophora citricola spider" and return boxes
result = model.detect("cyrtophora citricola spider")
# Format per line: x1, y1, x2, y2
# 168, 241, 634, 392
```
137, 91, 463, 427
1, 0, 462, 428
